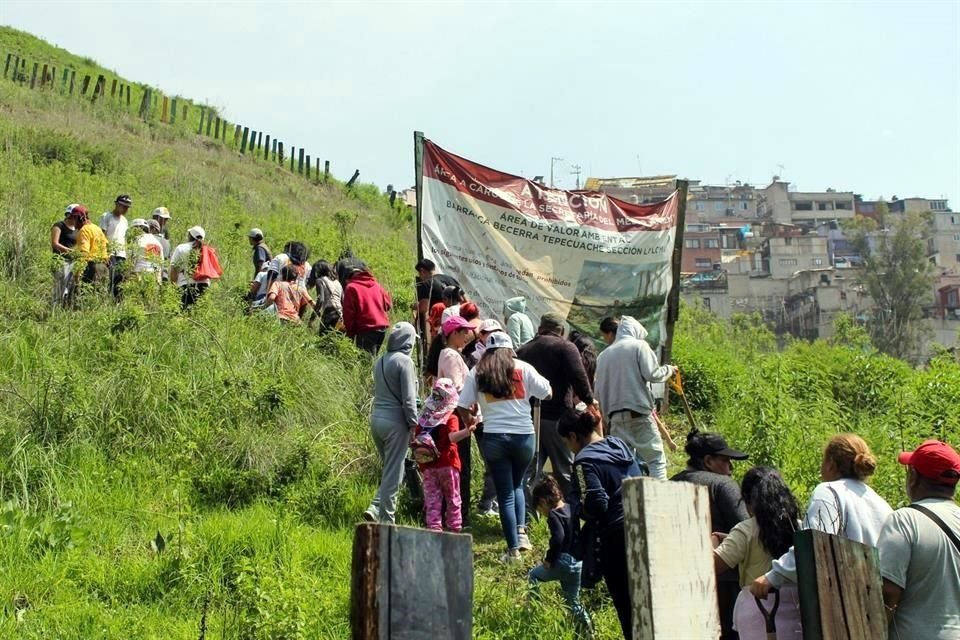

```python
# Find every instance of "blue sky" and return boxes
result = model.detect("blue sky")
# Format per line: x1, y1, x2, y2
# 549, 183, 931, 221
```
3, 1, 958, 204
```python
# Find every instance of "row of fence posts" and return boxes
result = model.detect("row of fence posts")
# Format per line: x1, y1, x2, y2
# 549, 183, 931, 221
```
3, 50, 359, 189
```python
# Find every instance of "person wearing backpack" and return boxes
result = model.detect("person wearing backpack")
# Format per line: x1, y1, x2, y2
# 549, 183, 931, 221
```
169, 226, 220, 310
878, 440, 960, 640
364, 322, 419, 525
412, 378, 476, 532
307, 260, 343, 334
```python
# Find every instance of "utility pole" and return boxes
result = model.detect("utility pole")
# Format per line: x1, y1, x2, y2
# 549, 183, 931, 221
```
550, 157, 563, 188
571, 164, 582, 189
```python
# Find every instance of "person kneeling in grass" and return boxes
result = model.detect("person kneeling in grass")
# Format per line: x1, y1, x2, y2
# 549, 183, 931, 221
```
528, 475, 594, 639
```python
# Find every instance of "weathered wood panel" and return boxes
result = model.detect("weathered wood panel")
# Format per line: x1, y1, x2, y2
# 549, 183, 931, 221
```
795, 530, 885, 640
350, 523, 472, 640
623, 477, 720, 640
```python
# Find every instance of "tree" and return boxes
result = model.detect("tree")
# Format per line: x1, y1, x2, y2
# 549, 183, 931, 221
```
843, 202, 935, 360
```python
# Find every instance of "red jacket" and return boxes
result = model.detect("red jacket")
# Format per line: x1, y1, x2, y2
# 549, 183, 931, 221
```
342, 272, 392, 336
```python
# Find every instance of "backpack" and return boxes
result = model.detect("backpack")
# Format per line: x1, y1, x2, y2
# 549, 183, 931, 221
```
410, 424, 441, 465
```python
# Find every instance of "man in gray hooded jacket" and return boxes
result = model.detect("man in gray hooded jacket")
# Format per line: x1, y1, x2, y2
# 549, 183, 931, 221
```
364, 322, 419, 523
594, 316, 676, 480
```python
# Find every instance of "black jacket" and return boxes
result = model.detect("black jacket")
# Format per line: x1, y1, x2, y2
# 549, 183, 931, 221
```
517, 334, 594, 420
572, 436, 643, 533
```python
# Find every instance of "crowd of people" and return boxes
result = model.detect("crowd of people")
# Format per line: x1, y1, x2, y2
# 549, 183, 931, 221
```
364, 259, 960, 640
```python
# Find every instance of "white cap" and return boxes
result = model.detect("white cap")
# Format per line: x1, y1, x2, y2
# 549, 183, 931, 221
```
486, 332, 514, 351
478, 319, 503, 334
130, 218, 149, 230
187, 226, 206, 241
249, 228, 264, 239
152, 206, 171, 219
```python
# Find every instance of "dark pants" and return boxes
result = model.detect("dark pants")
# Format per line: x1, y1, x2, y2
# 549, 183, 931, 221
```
354, 329, 386, 356
600, 525, 632, 639
81, 261, 109, 286
457, 435, 472, 527
108, 256, 125, 300
474, 426, 498, 511
530, 416, 575, 503
180, 283, 208, 310
718, 575, 741, 640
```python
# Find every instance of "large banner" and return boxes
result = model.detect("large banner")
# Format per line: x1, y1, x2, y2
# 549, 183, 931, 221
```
419, 139, 680, 347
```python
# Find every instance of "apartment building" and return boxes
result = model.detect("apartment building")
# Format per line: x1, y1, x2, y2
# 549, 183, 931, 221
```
687, 182, 759, 220
757, 180, 856, 226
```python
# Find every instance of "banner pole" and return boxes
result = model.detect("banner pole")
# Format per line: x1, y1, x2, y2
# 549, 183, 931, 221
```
661, 179, 688, 415
413, 131, 427, 372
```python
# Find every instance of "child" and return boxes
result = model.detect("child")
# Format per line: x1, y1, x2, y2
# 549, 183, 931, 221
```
265, 265, 314, 324
528, 476, 594, 638
414, 378, 474, 532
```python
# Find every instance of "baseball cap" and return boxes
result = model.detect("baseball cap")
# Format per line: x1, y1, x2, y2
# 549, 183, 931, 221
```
130, 218, 149, 230
478, 319, 503, 334
442, 315, 473, 337
64, 203, 88, 217
146, 219, 161, 233
540, 312, 566, 332
152, 206, 171, 219
898, 440, 960, 486
187, 225, 206, 241
694, 433, 749, 460
115, 194, 133, 207
486, 332, 515, 351
249, 228, 264, 239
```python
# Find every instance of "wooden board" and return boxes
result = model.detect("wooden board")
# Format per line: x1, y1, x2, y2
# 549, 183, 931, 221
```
795, 530, 886, 640
351, 523, 472, 640
623, 477, 720, 640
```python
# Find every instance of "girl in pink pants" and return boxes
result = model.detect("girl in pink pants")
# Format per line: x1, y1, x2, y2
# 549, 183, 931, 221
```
413, 378, 475, 532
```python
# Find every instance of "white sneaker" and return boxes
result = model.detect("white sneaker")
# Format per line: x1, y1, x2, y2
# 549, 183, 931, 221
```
362, 508, 378, 522
517, 531, 533, 552
501, 551, 522, 564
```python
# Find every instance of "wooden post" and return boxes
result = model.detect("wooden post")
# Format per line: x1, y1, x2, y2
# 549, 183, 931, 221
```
110, 78, 117, 97
182, 104, 186, 121
256, 131, 263, 152
40, 64, 48, 87
324, 160, 330, 182
197, 108, 205, 135
351, 524, 472, 640
298, 148, 305, 175
204, 113, 211, 136
278, 142, 284, 164
69, 70, 75, 95
346, 169, 360, 188
92, 75, 106, 101
11, 55, 20, 81
271, 138, 277, 161
126, 85, 131, 107
660, 179, 689, 414
2, 53, 10, 79
30, 62, 39, 89
139, 89, 151, 119
161, 96, 169, 123
171, 98, 178, 124
250, 130, 258, 152
80, 74, 91, 95
214, 117, 220, 140
290, 147, 295, 172
795, 530, 886, 640
622, 478, 721, 639
240, 127, 249, 153
305, 154, 311, 179
264, 135, 270, 161
234, 124, 241, 146
221, 119, 227, 141
61, 68, 68, 90
315, 157, 320, 182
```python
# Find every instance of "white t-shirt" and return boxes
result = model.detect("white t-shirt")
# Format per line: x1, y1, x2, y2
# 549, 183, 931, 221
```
99, 213, 128, 258
766, 478, 893, 587
878, 498, 960, 640
133, 234, 165, 274
169, 241, 209, 287
457, 359, 551, 435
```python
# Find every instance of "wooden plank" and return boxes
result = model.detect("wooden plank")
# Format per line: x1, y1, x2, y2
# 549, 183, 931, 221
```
351, 524, 472, 640
278, 141, 284, 164
346, 169, 360, 188
30, 62, 39, 89
795, 530, 886, 640
40, 64, 48, 87
240, 127, 249, 153
315, 157, 320, 182
290, 147, 295, 171
306, 154, 311, 179
234, 124, 241, 146
126, 85, 131, 107
298, 148, 305, 175
324, 160, 330, 182
161, 96, 169, 123
271, 138, 277, 161
264, 135, 270, 161
249, 129, 257, 152
110, 78, 117, 97
214, 117, 220, 140
623, 477, 720, 639
171, 98, 178, 124
197, 108, 205, 135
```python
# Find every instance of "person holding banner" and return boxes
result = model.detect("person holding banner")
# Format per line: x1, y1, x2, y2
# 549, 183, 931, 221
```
594, 316, 676, 480
457, 333, 551, 563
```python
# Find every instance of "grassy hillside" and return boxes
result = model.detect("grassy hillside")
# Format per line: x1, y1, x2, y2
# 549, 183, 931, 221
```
0, 26, 958, 640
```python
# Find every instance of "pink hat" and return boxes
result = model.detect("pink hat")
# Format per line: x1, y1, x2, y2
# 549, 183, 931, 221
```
442, 315, 473, 337
417, 378, 459, 430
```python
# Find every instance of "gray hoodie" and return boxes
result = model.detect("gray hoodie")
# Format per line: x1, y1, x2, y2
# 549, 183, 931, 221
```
503, 296, 535, 347
594, 316, 675, 417
372, 322, 419, 427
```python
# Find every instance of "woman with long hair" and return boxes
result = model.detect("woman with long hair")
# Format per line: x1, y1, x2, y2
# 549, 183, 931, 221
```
714, 467, 802, 639
457, 333, 551, 562
751, 434, 893, 598
559, 407, 643, 639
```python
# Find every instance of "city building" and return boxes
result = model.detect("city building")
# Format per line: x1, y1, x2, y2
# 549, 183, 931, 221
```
757, 179, 856, 227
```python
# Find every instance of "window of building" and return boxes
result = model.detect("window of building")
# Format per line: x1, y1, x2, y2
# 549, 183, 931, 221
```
779, 258, 798, 266
952, 215, 958, 225
695, 202, 705, 211
704, 238, 720, 248
784, 237, 793, 245
954, 234, 960, 242
713, 201, 725, 212
685, 239, 701, 249
817, 202, 834, 211
695, 258, 712, 269
812, 258, 824, 266
793, 201, 813, 211
702, 297, 712, 310
835, 201, 853, 211
741, 201, 749, 210
956, 254, 960, 263
931, 200, 947, 211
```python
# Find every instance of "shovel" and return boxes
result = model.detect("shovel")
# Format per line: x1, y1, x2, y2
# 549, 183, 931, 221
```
755, 589, 781, 640
669, 369, 698, 432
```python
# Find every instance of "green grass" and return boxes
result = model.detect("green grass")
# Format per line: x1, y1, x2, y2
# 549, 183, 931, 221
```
0, 25, 958, 640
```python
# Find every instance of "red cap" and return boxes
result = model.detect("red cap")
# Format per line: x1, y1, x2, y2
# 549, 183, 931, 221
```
898, 440, 960, 486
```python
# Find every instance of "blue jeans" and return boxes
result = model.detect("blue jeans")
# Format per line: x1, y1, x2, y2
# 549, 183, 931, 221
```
480, 432, 534, 551
529, 553, 592, 634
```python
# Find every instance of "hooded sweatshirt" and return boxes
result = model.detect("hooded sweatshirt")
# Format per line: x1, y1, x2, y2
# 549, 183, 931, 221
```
343, 272, 392, 337
594, 316, 676, 418
372, 323, 419, 427
503, 297, 535, 347
573, 436, 643, 532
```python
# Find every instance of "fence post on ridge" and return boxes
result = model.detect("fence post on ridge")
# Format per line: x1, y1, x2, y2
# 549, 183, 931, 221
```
30, 62, 39, 89
324, 160, 330, 183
